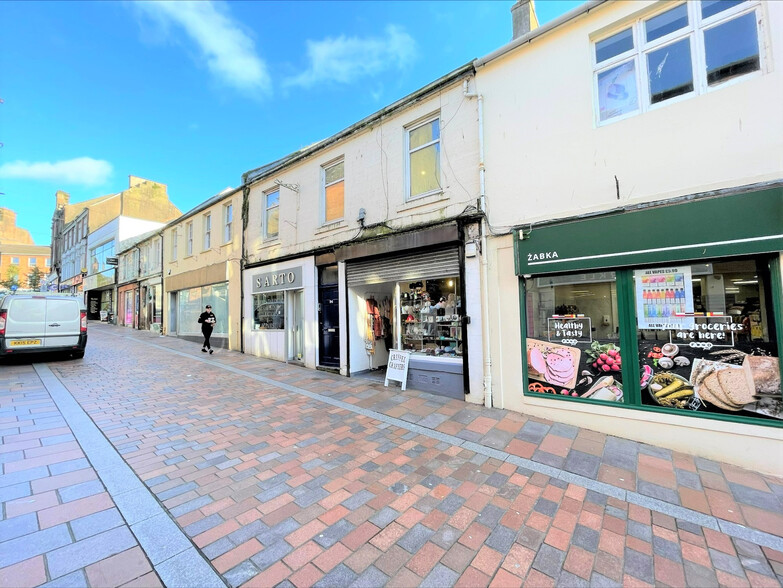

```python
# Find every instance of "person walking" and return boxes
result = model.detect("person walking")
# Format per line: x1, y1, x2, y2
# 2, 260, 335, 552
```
198, 304, 216, 354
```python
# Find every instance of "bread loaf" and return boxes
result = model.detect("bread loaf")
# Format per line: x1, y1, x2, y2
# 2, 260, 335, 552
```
718, 365, 756, 406
699, 372, 742, 411
743, 355, 780, 395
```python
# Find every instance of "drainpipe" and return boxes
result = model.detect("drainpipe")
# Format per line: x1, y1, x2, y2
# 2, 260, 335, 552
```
463, 78, 493, 408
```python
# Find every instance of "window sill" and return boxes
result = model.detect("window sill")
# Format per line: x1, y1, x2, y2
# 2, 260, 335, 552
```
398, 191, 448, 214
257, 239, 281, 250
314, 221, 346, 235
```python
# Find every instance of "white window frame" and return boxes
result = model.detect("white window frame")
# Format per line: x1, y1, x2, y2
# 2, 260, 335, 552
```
264, 190, 280, 240
321, 159, 345, 225
171, 228, 178, 261
29, 258, 36, 266
11, 257, 19, 265
592, 1, 764, 126
405, 114, 442, 201
223, 202, 233, 244
203, 213, 212, 251
186, 222, 194, 256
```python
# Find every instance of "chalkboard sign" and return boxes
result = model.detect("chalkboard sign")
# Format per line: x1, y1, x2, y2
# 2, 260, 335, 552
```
385, 349, 411, 390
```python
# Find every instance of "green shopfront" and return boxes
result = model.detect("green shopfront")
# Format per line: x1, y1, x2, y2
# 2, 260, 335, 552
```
513, 187, 782, 467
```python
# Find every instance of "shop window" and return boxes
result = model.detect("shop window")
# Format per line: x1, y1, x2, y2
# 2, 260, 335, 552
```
594, 1, 762, 123
253, 292, 285, 330
265, 190, 279, 240
323, 160, 344, 224
406, 116, 441, 200
526, 273, 624, 403
635, 259, 779, 420
177, 283, 228, 335
400, 277, 462, 358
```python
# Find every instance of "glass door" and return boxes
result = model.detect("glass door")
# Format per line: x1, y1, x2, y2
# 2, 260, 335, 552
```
289, 290, 305, 361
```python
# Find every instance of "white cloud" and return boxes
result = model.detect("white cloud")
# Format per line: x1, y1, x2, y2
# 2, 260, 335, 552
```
285, 25, 416, 88
133, 1, 270, 95
0, 157, 113, 186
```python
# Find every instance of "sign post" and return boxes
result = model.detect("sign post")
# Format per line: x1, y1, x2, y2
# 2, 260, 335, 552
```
384, 349, 411, 391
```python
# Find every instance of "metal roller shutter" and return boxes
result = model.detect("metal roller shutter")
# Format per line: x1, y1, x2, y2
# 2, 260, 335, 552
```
346, 248, 460, 287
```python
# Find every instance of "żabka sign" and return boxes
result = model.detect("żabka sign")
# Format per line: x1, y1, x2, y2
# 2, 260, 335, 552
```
252, 266, 303, 293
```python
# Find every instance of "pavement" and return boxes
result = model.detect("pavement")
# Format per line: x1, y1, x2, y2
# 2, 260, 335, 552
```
1, 322, 782, 588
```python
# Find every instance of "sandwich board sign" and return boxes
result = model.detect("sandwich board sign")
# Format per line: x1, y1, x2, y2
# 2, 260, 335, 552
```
385, 349, 411, 390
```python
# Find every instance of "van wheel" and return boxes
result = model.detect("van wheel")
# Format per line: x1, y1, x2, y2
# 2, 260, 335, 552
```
72, 351, 85, 359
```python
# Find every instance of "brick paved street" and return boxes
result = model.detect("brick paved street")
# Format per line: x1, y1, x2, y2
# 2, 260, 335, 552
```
2, 323, 782, 587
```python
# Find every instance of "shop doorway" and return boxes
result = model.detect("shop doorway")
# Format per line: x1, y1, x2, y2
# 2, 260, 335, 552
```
318, 285, 340, 367
289, 290, 305, 362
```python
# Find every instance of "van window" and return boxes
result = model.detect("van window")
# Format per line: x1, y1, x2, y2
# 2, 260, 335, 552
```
46, 299, 79, 322
10, 299, 46, 323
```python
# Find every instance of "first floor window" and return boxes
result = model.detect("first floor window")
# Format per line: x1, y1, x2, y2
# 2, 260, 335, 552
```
594, 1, 762, 123
203, 213, 212, 250
407, 117, 441, 199
171, 229, 178, 261
323, 161, 344, 224
186, 222, 193, 256
224, 203, 233, 243
253, 292, 285, 330
29, 258, 36, 265
265, 191, 279, 239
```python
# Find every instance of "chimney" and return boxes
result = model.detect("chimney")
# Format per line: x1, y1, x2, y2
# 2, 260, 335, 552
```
511, 0, 539, 40
55, 190, 70, 209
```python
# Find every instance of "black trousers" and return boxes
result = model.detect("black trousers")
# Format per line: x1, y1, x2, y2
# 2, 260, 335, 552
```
202, 327, 213, 349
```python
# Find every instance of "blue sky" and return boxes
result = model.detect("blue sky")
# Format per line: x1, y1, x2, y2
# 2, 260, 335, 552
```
0, 0, 584, 246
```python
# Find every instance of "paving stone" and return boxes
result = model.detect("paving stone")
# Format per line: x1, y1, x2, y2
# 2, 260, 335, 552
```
605, 506, 627, 521
532, 543, 566, 577
637, 480, 680, 505
516, 421, 550, 443
369, 507, 399, 529
184, 513, 224, 537
532, 450, 565, 469
590, 572, 623, 587
154, 547, 224, 588
638, 445, 672, 460
224, 560, 260, 588
420, 563, 459, 588
675, 469, 703, 491
436, 494, 465, 516
534, 498, 559, 517
0, 511, 39, 542
398, 524, 435, 554
565, 448, 602, 480
0, 481, 32, 504
257, 518, 300, 546
131, 513, 191, 564
0, 523, 71, 567
585, 490, 608, 505
314, 563, 358, 588
228, 520, 269, 546
430, 525, 461, 551
49, 458, 90, 476
203, 537, 235, 559
558, 570, 590, 587
652, 536, 682, 563
157, 481, 198, 501
624, 547, 654, 584
0, 465, 50, 488
709, 547, 747, 577
694, 457, 722, 474
729, 483, 783, 511
59, 479, 105, 503
170, 495, 214, 517
550, 423, 579, 439
250, 540, 293, 571
39, 570, 88, 588
349, 565, 388, 588
107, 487, 161, 526
627, 520, 652, 542
683, 560, 719, 587
676, 519, 703, 535
485, 525, 516, 553
295, 487, 330, 508
70, 508, 124, 541
46, 526, 136, 579
342, 490, 374, 511
517, 525, 545, 551
144, 475, 169, 488
314, 520, 355, 548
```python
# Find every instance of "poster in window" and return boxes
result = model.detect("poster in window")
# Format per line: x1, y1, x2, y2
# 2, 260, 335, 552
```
634, 266, 694, 330
598, 61, 638, 121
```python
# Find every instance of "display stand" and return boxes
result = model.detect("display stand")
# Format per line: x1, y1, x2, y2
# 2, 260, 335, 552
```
384, 349, 411, 390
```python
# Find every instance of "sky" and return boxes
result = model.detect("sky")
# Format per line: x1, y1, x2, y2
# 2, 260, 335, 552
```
0, 0, 585, 246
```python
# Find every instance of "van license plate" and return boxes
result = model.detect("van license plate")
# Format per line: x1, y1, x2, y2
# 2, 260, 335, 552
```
10, 339, 42, 347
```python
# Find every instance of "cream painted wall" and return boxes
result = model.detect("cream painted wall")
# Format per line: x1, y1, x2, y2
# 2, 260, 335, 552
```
477, 0, 783, 228
163, 194, 242, 350
244, 79, 480, 265
487, 236, 781, 475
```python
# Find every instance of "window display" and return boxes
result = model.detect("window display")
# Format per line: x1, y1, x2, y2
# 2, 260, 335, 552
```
253, 292, 285, 330
636, 259, 780, 420
178, 283, 228, 336
526, 273, 624, 402
400, 277, 462, 358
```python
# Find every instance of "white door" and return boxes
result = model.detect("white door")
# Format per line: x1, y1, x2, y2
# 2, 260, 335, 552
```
44, 298, 81, 348
288, 290, 304, 361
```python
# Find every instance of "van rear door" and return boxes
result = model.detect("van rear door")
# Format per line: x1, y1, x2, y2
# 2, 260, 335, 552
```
4, 298, 46, 348
44, 298, 81, 348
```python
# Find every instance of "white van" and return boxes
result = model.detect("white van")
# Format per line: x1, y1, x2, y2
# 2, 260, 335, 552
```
0, 293, 88, 359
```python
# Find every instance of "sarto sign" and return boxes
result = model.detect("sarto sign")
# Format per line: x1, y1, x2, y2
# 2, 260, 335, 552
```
252, 266, 303, 293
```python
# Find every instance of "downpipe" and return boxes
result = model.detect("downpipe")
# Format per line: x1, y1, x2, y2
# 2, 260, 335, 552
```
464, 79, 493, 408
